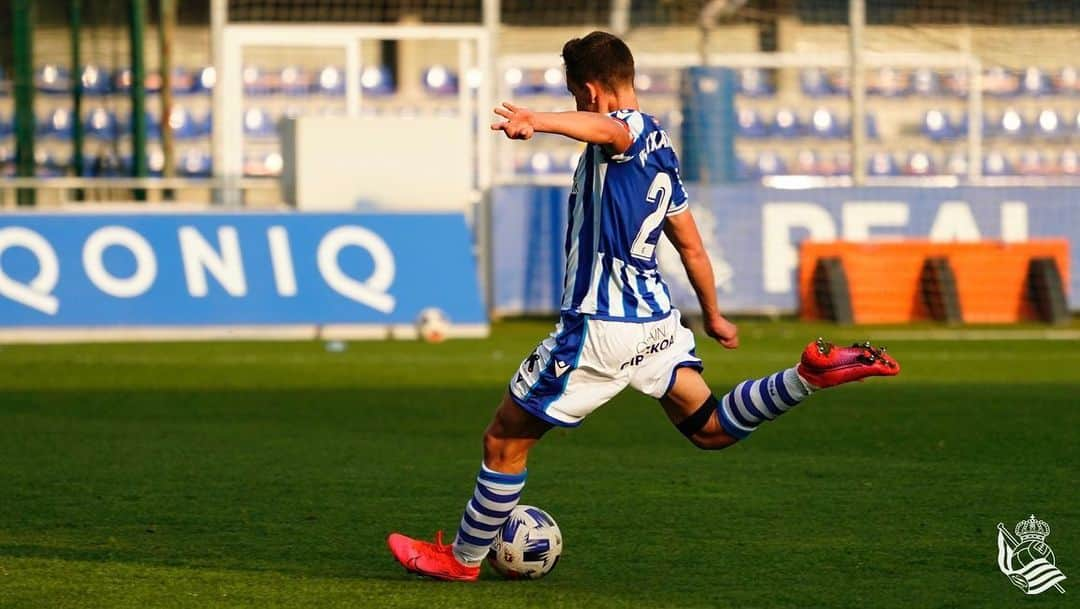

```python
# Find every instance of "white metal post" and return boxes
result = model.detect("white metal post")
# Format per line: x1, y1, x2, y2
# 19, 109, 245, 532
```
479, 0, 500, 316
210, 0, 229, 204
967, 59, 983, 181
345, 39, 363, 117
849, 0, 867, 186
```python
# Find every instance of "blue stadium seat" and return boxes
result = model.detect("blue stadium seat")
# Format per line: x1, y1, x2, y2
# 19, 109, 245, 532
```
800, 68, 834, 97
423, 65, 458, 95
244, 152, 284, 177
755, 151, 787, 176
191, 66, 216, 95
792, 149, 820, 175
1017, 149, 1046, 175
922, 109, 957, 141
35, 150, 65, 177
168, 67, 196, 96
1035, 108, 1063, 138
911, 68, 942, 96
867, 151, 899, 176
736, 107, 769, 139
869, 67, 909, 97
1055, 66, 1078, 96
943, 151, 968, 176
43, 108, 73, 140
830, 150, 852, 176
943, 69, 970, 97
0, 113, 12, 138
736, 68, 773, 97
735, 156, 755, 181
772, 108, 802, 139
809, 107, 840, 139
903, 151, 936, 176
361, 66, 395, 95
316, 66, 345, 96
178, 149, 212, 177
984, 67, 1020, 97
997, 108, 1026, 138
167, 105, 201, 140
243, 66, 275, 96
111, 68, 133, 94
243, 107, 277, 138
279, 66, 311, 96
828, 70, 850, 96
35, 64, 70, 95
982, 151, 1013, 176
1021, 67, 1054, 97
540, 67, 566, 95
79, 65, 112, 96
195, 111, 212, 137
526, 152, 553, 174
1061, 149, 1078, 175
86, 107, 119, 140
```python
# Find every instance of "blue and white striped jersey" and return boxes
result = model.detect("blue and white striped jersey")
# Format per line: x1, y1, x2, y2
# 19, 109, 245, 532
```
561, 110, 689, 321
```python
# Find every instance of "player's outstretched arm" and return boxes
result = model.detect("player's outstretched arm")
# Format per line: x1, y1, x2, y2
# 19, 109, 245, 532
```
491, 102, 633, 155
663, 210, 739, 349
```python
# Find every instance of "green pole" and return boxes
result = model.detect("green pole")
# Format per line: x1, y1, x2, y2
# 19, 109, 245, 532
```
12, 0, 36, 207
70, 0, 85, 201
159, 0, 177, 200
129, 0, 148, 201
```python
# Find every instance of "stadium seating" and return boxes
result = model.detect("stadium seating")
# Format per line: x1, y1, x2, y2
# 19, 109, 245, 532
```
755, 151, 787, 176
943, 151, 968, 176
982, 151, 1014, 175
243, 66, 273, 96
1021, 67, 1054, 97
243, 107, 277, 138
997, 108, 1026, 138
867, 151, 899, 176
903, 150, 935, 176
911, 68, 943, 97
191, 66, 215, 94
178, 149, 212, 177
1061, 149, 1079, 175
86, 107, 119, 141
35, 64, 70, 95
316, 66, 345, 96
423, 65, 458, 95
41, 108, 73, 140
167, 106, 202, 140
0, 113, 12, 138
984, 67, 1020, 97
1055, 66, 1078, 95
1017, 149, 1047, 176
361, 66, 395, 95
800, 68, 834, 97
869, 67, 909, 97
943, 69, 969, 97
736, 68, 773, 97
772, 108, 802, 138
279, 66, 312, 96
526, 151, 553, 174
79, 65, 112, 96
809, 107, 841, 139
736, 107, 770, 139
922, 109, 958, 141
792, 149, 819, 174
1035, 108, 1064, 138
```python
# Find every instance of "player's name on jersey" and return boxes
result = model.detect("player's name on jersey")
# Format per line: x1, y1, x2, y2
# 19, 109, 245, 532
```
635, 128, 674, 166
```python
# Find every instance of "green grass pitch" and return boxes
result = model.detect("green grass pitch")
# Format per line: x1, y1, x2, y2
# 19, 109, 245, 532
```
1, 320, 1077, 608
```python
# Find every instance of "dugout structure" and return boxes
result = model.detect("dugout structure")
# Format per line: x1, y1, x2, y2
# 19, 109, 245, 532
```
799, 239, 1070, 324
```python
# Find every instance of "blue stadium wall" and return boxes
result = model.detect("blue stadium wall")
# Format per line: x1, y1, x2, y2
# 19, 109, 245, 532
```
493, 185, 1078, 315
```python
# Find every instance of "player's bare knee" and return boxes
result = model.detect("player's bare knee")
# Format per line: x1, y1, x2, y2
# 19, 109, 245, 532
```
689, 428, 737, 450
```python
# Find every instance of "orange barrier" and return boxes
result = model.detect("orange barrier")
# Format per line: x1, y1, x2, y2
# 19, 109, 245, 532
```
799, 240, 1070, 324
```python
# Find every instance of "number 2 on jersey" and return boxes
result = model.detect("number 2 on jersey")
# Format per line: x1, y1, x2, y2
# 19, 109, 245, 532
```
629, 172, 673, 260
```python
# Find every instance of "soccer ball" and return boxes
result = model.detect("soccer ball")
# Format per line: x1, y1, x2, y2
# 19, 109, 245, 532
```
487, 505, 563, 579
416, 307, 449, 343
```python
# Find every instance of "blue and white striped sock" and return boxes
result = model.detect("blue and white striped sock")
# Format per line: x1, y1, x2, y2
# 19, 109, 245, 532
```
716, 367, 812, 440
452, 463, 526, 566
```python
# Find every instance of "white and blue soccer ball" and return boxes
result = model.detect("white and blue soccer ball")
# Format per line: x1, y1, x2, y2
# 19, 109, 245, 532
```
487, 505, 563, 579
416, 307, 449, 343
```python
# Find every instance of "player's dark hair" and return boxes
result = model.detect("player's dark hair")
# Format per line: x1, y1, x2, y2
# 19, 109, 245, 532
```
562, 31, 635, 92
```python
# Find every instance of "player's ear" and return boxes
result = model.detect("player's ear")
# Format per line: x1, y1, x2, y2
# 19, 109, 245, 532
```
584, 82, 600, 109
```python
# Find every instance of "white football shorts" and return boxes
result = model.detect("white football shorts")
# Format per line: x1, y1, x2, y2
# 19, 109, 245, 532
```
507, 309, 702, 427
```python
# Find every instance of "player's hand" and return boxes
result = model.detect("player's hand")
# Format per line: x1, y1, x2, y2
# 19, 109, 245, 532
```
705, 315, 739, 349
491, 102, 536, 140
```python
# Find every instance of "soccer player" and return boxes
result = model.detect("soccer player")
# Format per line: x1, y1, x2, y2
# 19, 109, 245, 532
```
388, 31, 899, 581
